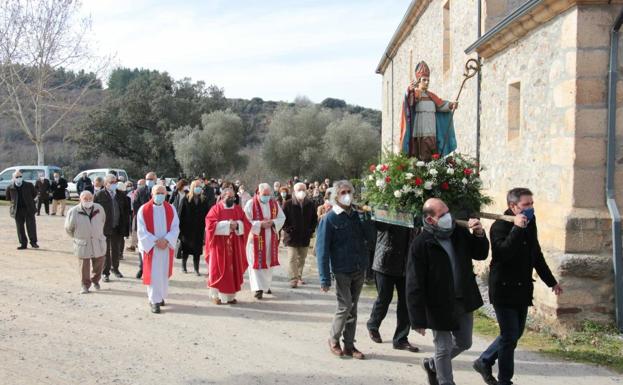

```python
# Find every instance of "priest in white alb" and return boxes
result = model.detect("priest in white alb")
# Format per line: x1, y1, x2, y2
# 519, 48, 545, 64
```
243, 183, 285, 299
137, 185, 180, 313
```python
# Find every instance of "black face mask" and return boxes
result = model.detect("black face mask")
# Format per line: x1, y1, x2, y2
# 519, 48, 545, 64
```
225, 198, 235, 207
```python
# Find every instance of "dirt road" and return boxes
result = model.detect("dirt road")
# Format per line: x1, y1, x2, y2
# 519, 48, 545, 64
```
0, 206, 619, 385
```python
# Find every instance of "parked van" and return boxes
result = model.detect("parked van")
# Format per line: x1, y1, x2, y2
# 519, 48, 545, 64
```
0, 165, 63, 198
67, 168, 129, 198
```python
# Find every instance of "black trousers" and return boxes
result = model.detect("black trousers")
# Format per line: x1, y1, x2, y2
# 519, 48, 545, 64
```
15, 211, 37, 246
103, 230, 124, 276
37, 199, 49, 215
182, 253, 201, 272
366, 271, 410, 345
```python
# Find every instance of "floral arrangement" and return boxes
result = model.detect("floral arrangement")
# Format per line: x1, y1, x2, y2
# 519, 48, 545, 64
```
362, 151, 492, 218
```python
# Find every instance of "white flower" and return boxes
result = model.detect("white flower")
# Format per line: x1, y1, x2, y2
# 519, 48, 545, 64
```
377, 164, 383, 172
368, 175, 374, 181
462, 178, 468, 185
429, 169, 438, 176
402, 184, 412, 193
424, 181, 433, 190
414, 189, 423, 197
376, 179, 386, 189
394, 190, 402, 198
416, 161, 425, 167
405, 172, 414, 179
446, 168, 455, 175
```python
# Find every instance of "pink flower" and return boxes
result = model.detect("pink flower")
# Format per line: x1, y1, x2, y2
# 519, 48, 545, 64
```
369, 164, 376, 172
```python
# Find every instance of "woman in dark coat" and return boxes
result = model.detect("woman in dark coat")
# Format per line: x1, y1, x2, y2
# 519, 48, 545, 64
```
169, 179, 189, 210
178, 180, 211, 275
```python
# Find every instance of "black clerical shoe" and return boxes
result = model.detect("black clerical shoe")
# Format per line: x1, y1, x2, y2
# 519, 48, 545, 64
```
159, 300, 165, 307
266, 289, 272, 294
30, 243, 39, 249
103, 275, 110, 282
254, 290, 263, 299
113, 270, 123, 278
422, 358, 439, 385
17, 245, 27, 250
150, 303, 160, 314
393, 340, 420, 352
473, 359, 499, 385
368, 329, 382, 343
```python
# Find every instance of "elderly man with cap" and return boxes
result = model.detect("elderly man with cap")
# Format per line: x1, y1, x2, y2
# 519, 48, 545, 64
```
65, 191, 107, 294
137, 184, 180, 313
243, 182, 285, 299
6, 170, 38, 249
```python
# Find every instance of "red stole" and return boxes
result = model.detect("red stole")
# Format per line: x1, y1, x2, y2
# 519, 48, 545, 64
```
251, 196, 279, 269
142, 200, 175, 285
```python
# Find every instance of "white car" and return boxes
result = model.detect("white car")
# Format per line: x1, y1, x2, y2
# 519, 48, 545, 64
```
68, 168, 129, 198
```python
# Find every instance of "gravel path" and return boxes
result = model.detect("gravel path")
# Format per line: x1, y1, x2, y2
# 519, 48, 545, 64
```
0, 206, 620, 385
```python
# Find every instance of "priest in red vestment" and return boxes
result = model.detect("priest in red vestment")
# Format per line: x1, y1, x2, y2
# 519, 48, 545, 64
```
205, 187, 250, 304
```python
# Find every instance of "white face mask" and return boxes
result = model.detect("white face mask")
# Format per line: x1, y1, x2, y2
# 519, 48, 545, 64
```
82, 201, 94, 209
295, 191, 306, 200
338, 193, 352, 206
437, 212, 453, 229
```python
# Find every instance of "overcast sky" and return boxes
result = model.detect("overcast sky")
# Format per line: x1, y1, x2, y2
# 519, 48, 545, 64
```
81, 0, 411, 109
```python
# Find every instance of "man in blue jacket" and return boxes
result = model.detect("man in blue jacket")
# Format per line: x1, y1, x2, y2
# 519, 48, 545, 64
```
316, 180, 368, 360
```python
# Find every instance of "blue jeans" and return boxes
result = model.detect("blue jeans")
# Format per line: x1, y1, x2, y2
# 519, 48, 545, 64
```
479, 305, 528, 385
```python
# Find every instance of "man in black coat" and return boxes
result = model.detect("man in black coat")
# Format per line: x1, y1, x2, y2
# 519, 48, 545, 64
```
366, 222, 418, 352
6, 170, 39, 249
34, 174, 51, 215
50, 171, 68, 216
406, 198, 489, 385
76, 172, 94, 194
282, 182, 318, 288
94, 174, 130, 282
473, 188, 562, 385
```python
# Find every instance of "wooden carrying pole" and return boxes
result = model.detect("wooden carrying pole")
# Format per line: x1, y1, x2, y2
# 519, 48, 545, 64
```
455, 211, 515, 228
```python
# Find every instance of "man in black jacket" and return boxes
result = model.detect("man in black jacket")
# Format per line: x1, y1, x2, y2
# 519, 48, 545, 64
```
473, 188, 562, 385
50, 171, 68, 216
367, 222, 418, 352
282, 182, 318, 288
35, 173, 51, 215
406, 198, 489, 385
94, 174, 130, 282
6, 170, 39, 249
76, 172, 94, 194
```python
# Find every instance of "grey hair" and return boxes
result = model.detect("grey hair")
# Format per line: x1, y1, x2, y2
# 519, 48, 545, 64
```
79, 191, 93, 200
293, 182, 307, 192
104, 174, 117, 184
151, 184, 166, 195
94, 176, 104, 183
258, 183, 272, 194
330, 180, 353, 203
506, 187, 533, 204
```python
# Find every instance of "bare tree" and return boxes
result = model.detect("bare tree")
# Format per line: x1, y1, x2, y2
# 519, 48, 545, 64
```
0, 0, 107, 165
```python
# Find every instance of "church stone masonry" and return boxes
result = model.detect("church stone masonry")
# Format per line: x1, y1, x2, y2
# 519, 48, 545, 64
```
377, 0, 623, 330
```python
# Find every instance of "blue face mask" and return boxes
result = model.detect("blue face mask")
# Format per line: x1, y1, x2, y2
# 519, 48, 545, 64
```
146, 180, 155, 188
260, 195, 271, 204
193, 187, 203, 194
522, 207, 535, 222
154, 194, 166, 205
108, 184, 117, 192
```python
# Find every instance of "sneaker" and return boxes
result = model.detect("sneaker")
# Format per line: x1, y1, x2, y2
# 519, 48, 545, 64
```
422, 358, 439, 385
473, 359, 499, 385
80, 286, 89, 294
93, 283, 101, 291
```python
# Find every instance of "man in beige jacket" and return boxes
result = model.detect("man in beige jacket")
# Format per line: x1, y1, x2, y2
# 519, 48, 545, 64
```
65, 191, 107, 294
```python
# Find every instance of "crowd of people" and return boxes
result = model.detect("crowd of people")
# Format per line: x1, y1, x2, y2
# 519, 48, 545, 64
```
6, 168, 563, 385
